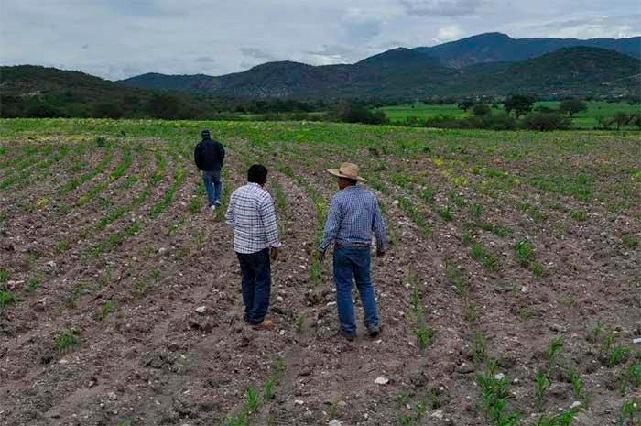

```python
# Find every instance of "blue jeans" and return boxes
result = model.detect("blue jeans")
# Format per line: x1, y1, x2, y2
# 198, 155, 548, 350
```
332, 246, 379, 335
203, 170, 222, 206
237, 248, 271, 324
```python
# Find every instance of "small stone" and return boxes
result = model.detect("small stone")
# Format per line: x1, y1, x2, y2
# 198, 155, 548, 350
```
329, 420, 343, 426
633, 338, 641, 344
157, 247, 168, 255
430, 409, 444, 419
108, 391, 117, 400
59, 358, 69, 365
494, 373, 505, 380
571, 401, 582, 409
195, 306, 206, 314
456, 364, 474, 374
294, 399, 304, 405
47, 261, 57, 269
549, 324, 566, 333
336, 400, 347, 408
276, 296, 284, 302
375, 376, 389, 385
326, 301, 336, 306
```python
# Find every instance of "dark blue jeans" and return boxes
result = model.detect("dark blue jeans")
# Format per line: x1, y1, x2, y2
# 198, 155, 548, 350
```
237, 248, 271, 324
203, 169, 222, 206
333, 246, 379, 335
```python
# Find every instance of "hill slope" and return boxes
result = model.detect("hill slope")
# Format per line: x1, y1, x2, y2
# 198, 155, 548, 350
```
121, 46, 641, 99
0, 65, 224, 118
416, 32, 641, 68
454, 47, 641, 96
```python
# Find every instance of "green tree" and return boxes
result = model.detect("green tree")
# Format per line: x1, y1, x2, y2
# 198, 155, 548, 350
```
613, 112, 630, 130
504, 94, 535, 117
559, 99, 588, 116
147, 93, 182, 119
472, 103, 491, 116
458, 99, 474, 112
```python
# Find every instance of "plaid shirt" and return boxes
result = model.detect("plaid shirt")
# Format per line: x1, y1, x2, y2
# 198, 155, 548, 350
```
225, 183, 281, 254
320, 185, 387, 252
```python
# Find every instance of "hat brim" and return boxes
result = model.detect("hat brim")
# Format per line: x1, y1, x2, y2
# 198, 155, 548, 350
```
327, 168, 366, 182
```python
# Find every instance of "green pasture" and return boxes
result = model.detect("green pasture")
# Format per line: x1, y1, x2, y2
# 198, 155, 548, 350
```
379, 101, 640, 128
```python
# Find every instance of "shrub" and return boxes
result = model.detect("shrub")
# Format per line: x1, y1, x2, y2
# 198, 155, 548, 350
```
333, 101, 388, 125
521, 112, 570, 131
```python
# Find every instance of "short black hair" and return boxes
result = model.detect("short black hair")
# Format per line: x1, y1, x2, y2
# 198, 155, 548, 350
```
248, 164, 267, 185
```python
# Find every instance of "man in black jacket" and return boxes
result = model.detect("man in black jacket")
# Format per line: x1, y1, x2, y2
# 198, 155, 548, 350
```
194, 129, 225, 212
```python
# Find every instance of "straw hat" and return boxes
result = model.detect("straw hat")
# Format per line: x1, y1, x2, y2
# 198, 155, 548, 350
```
327, 162, 366, 182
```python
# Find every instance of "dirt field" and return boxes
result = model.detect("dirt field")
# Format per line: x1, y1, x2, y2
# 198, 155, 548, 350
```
1, 119, 640, 425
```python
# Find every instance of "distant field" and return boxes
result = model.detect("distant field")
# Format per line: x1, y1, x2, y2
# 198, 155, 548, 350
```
0, 119, 640, 425
380, 101, 641, 128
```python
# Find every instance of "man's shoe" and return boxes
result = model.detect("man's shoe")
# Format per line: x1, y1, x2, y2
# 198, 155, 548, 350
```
367, 325, 380, 337
210, 204, 217, 213
340, 329, 356, 342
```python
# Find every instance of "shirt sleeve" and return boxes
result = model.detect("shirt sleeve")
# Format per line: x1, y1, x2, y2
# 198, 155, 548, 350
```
259, 195, 281, 248
320, 195, 342, 252
372, 197, 387, 251
225, 191, 235, 225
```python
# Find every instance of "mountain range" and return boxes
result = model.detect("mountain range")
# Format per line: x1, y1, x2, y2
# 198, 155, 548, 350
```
119, 32, 641, 100
2, 32, 640, 110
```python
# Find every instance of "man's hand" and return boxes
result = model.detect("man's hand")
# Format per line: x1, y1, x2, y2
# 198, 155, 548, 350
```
376, 247, 386, 258
318, 249, 326, 263
270, 247, 279, 261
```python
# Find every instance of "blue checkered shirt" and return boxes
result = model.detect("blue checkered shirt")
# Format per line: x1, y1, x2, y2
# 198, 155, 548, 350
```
320, 185, 387, 252
225, 183, 281, 254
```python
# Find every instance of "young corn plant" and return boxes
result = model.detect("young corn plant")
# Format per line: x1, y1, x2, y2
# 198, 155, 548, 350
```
54, 329, 79, 353
477, 370, 519, 425
619, 398, 640, 425
534, 370, 551, 411
547, 337, 563, 370
535, 408, 578, 426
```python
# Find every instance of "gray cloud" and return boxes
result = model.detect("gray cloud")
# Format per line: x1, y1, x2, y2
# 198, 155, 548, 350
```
400, 0, 483, 16
240, 48, 277, 62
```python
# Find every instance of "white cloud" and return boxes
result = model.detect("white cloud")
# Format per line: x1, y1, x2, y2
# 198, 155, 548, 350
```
400, 0, 483, 16
0, 0, 638, 80
437, 25, 465, 41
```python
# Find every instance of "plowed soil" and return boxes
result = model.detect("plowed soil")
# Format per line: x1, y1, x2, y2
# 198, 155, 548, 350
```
1, 119, 640, 425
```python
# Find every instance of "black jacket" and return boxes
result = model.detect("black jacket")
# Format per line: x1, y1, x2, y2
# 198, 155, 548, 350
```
194, 137, 225, 171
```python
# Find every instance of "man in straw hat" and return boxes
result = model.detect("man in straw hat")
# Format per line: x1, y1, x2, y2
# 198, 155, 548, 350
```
319, 162, 387, 341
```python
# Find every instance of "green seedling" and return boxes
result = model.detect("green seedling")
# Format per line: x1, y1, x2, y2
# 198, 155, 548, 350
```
608, 345, 630, 367
470, 203, 484, 218
0, 288, 17, 310
54, 329, 79, 353
514, 239, 535, 266
438, 206, 453, 222
472, 331, 487, 365
547, 337, 563, 368
244, 386, 259, 414
416, 325, 434, 350
534, 370, 551, 410
98, 299, 115, 320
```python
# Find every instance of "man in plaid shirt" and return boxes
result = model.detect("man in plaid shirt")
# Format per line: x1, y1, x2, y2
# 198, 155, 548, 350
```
226, 164, 281, 325
319, 162, 387, 341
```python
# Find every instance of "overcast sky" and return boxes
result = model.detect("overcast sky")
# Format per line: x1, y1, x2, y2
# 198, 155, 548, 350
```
1, 0, 639, 80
